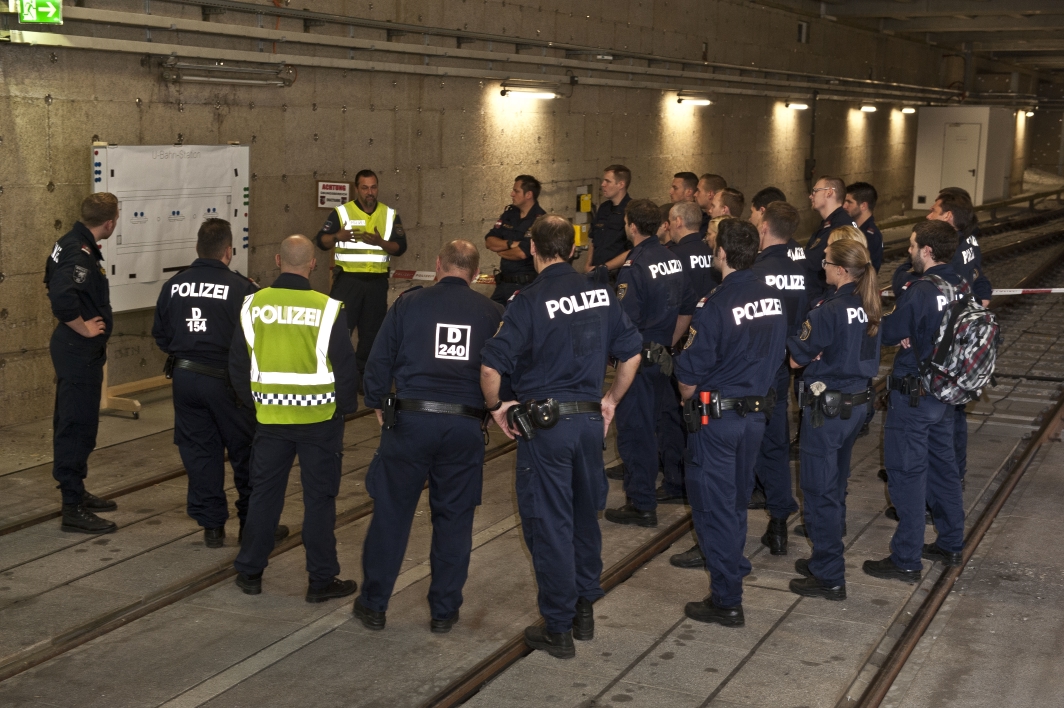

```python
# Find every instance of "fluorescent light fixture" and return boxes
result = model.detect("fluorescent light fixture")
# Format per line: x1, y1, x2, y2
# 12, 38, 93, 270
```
860, 104, 877, 113
676, 91, 712, 106
1026, 111, 1035, 117
786, 102, 809, 110
901, 107, 916, 114
500, 81, 561, 99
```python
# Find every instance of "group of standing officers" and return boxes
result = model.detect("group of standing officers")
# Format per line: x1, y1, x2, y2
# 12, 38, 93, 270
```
43, 162, 988, 657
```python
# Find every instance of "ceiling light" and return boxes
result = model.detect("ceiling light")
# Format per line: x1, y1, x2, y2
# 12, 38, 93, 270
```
786, 102, 809, 110
901, 107, 916, 114
500, 80, 561, 99
860, 104, 877, 113
676, 91, 712, 106
1026, 111, 1035, 117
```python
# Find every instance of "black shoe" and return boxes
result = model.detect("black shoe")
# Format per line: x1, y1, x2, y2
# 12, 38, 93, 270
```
863, 557, 921, 584
204, 527, 225, 548
748, 487, 767, 509
82, 491, 118, 512
431, 610, 460, 634
61, 504, 117, 534
922, 543, 963, 567
655, 487, 687, 504
353, 597, 386, 630
605, 463, 626, 481
789, 576, 846, 601
573, 597, 594, 641
238, 523, 291, 547
760, 517, 788, 555
235, 572, 262, 595
795, 558, 812, 578
604, 503, 657, 527
670, 544, 705, 569
877, 468, 888, 483
524, 626, 575, 659
684, 597, 744, 627
793, 522, 846, 538
856, 422, 871, 438
306, 578, 358, 603
884, 506, 899, 521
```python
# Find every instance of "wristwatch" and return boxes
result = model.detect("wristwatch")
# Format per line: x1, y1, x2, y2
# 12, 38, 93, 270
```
487, 400, 504, 412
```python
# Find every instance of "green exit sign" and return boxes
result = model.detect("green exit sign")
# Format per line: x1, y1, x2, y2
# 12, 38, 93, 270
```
18, 0, 63, 25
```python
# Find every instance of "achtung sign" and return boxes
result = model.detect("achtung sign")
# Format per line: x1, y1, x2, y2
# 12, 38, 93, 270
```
317, 181, 350, 209
17, 0, 63, 24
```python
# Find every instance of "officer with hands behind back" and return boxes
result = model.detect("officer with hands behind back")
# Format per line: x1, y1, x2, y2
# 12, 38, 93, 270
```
674, 218, 787, 628
863, 221, 966, 585
230, 235, 360, 602
787, 238, 881, 601
485, 175, 547, 306
45, 193, 120, 534
354, 240, 503, 634
153, 219, 288, 548
604, 200, 685, 528
481, 215, 643, 659
806, 176, 857, 300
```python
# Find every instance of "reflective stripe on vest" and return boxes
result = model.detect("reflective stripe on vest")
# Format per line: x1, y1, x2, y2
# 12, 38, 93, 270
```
334, 201, 395, 273
240, 289, 343, 424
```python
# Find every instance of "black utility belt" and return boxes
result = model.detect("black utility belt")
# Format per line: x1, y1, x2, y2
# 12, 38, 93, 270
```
394, 398, 487, 420
799, 385, 874, 427
496, 273, 536, 285
682, 390, 776, 433
885, 374, 925, 408
507, 399, 601, 440
166, 356, 227, 380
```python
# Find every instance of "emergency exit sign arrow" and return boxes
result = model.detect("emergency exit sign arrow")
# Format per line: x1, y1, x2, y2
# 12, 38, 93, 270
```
18, 0, 64, 25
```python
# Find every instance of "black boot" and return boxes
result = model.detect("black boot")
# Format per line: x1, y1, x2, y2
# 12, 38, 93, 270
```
669, 543, 706, 569
748, 488, 767, 509
604, 503, 657, 527
204, 527, 225, 548
61, 504, 117, 534
306, 578, 358, 603
82, 491, 118, 512
353, 597, 387, 630
684, 597, 744, 627
922, 543, 963, 567
573, 597, 594, 641
431, 610, 460, 634
862, 557, 921, 584
760, 517, 788, 555
605, 463, 626, 481
524, 626, 575, 659
789, 576, 846, 601
235, 572, 262, 595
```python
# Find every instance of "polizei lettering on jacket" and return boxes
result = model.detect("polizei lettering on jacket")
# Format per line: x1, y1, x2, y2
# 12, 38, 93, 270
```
251, 305, 323, 326
732, 298, 784, 325
689, 254, 713, 269
648, 259, 683, 279
171, 282, 231, 300
763, 274, 805, 291
545, 289, 610, 319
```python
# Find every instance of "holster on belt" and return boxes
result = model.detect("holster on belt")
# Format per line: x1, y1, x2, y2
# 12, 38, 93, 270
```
641, 342, 674, 377
163, 354, 176, 379
527, 399, 560, 429
382, 393, 398, 429
507, 403, 536, 440
682, 396, 702, 433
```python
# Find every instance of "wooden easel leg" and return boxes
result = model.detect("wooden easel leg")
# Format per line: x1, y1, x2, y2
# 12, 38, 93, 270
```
100, 361, 143, 420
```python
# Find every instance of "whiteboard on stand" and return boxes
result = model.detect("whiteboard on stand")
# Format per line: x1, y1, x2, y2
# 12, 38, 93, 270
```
92, 144, 250, 312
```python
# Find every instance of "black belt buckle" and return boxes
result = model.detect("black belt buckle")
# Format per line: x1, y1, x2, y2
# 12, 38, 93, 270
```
163, 354, 176, 379
528, 398, 559, 429
382, 393, 397, 429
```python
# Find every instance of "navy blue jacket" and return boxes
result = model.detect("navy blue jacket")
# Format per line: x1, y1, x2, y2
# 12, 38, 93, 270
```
891, 230, 992, 303
229, 273, 360, 418
787, 282, 881, 392
153, 259, 258, 369
674, 269, 788, 399
750, 240, 811, 382
487, 203, 546, 278
882, 264, 964, 377
671, 232, 720, 315
45, 222, 113, 338
805, 207, 857, 300
481, 262, 642, 402
861, 216, 884, 271
615, 237, 685, 346
589, 194, 632, 266
363, 277, 503, 410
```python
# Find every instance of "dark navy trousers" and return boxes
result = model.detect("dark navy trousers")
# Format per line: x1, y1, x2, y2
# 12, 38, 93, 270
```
753, 367, 797, 519
515, 413, 607, 634
657, 375, 687, 497
360, 412, 484, 619
616, 363, 665, 511
954, 404, 968, 481
798, 409, 864, 586
884, 391, 964, 571
330, 273, 388, 375
172, 368, 255, 529
234, 417, 344, 587
50, 327, 106, 505
686, 411, 765, 608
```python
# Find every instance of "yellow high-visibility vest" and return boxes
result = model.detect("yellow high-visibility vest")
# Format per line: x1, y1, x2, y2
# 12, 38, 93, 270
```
333, 200, 396, 274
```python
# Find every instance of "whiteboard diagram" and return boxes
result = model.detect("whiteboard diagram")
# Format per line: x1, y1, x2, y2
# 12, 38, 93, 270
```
93, 144, 250, 312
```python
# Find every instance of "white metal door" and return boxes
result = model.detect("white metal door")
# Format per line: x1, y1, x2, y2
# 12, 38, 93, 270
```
941, 123, 981, 198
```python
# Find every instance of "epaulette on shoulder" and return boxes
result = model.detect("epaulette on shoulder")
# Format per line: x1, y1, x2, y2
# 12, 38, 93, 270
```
397, 285, 423, 299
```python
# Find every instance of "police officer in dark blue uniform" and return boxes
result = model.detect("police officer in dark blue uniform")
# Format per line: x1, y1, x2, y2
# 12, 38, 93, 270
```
153, 219, 279, 548
844, 182, 884, 271
865, 221, 966, 584
45, 193, 120, 534
748, 187, 787, 230
583, 164, 633, 275
748, 201, 810, 556
806, 176, 857, 300
482, 215, 642, 658
787, 238, 881, 600
354, 241, 503, 633
675, 218, 787, 627
655, 201, 720, 504
604, 200, 684, 527
485, 175, 547, 306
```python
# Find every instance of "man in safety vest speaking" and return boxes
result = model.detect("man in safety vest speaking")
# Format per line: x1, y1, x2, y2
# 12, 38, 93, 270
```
229, 235, 361, 601
315, 170, 408, 390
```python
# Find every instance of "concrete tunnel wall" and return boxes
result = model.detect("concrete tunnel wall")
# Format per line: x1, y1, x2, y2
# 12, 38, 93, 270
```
0, 0, 946, 427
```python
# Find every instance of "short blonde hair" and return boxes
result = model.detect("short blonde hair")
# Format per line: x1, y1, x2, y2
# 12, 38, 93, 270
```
828, 224, 867, 249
